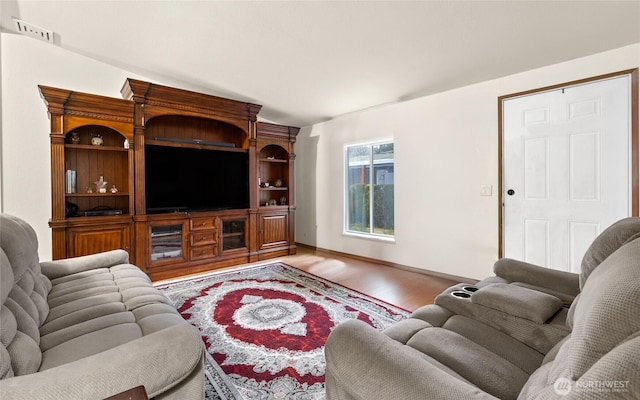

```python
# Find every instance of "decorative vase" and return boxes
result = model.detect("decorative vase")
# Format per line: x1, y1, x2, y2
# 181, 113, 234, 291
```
90, 133, 104, 146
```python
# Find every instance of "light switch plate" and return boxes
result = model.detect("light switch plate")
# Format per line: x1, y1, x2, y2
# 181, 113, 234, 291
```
480, 185, 492, 196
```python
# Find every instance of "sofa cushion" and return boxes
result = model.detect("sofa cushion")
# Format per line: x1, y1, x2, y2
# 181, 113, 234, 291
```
39, 302, 126, 336
39, 323, 143, 371
136, 312, 191, 336
45, 293, 123, 322
0, 343, 12, 379
442, 315, 544, 375
0, 216, 52, 378
48, 268, 112, 286
383, 318, 432, 343
5, 331, 41, 376
0, 305, 17, 348
3, 298, 40, 345
37, 261, 186, 372
0, 250, 13, 305
409, 303, 454, 327
407, 327, 529, 400
40, 312, 136, 351
47, 275, 116, 300
47, 285, 120, 309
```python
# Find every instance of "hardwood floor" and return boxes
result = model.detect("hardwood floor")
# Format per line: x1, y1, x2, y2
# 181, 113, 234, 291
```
280, 246, 470, 312
156, 246, 473, 312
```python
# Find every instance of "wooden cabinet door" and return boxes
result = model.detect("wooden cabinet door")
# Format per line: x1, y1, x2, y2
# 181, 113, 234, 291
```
258, 213, 288, 250
67, 223, 131, 258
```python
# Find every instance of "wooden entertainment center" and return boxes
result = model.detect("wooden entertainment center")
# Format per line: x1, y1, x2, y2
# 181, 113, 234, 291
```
40, 79, 299, 280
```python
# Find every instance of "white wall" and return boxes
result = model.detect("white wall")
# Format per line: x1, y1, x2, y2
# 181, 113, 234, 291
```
0, 33, 151, 261
296, 43, 640, 280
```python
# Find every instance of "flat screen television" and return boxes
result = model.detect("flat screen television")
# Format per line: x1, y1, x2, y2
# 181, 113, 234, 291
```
145, 145, 249, 214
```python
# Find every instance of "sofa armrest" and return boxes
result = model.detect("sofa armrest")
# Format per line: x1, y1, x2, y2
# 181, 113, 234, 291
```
493, 258, 580, 297
0, 323, 204, 400
472, 283, 563, 324
325, 319, 498, 400
40, 250, 130, 280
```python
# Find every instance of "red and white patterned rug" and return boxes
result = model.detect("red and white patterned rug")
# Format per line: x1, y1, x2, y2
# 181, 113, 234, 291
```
156, 262, 409, 399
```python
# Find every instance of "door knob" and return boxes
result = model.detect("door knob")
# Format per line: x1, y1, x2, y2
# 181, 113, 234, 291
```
507, 189, 515, 196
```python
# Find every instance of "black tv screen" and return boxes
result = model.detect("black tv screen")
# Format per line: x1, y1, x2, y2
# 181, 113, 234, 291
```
145, 145, 249, 213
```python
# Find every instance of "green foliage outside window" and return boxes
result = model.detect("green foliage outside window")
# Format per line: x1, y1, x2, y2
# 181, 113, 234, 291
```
348, 183, 394, 235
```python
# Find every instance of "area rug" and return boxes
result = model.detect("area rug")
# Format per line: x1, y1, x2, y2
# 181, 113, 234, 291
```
155, 262, 409, 399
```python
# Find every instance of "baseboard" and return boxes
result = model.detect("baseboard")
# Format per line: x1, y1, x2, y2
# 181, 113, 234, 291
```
295, 242, 477, 284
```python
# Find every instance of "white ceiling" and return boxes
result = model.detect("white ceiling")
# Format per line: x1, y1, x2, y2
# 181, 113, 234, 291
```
1, 1, 639, 127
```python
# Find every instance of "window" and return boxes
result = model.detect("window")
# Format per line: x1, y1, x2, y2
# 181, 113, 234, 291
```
345, 140, 394, 238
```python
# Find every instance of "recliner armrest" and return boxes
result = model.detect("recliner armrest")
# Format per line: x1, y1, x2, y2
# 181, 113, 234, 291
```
472, 283, 563, 324
435, 283, 569, 353
40, 249, 130, 279
493, 258, 579, 297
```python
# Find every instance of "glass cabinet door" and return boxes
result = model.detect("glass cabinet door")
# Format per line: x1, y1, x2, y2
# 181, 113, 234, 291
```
150, 223, 185, 263
222, 218, 246, 251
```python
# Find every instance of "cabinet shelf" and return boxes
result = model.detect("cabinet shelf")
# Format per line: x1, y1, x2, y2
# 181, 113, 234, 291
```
222, 232, 244, 238
259, 158, 288, 163
63, 214, 130, 221
65, 144, 129, 152
259, 187, 288, 191
66, 193, 130, 197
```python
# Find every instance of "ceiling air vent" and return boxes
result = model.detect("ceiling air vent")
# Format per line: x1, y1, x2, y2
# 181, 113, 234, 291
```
13, 18, 55, 44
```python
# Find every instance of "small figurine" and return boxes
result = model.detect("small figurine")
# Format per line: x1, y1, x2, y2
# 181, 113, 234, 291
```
110, 185, 118, 194
90, 133, 104, 146
123, 139, 130, 149
94, 176, 108, 193
70, 131, 81, 144
86, 186, 93, 194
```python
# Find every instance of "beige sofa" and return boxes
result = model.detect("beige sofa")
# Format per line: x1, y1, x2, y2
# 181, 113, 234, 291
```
0, 214, 205, 399
325, 217, 640, 399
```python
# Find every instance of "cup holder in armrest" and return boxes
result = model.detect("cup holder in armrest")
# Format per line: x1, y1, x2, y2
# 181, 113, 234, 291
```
462, 285, 479, 293
451, 291, 471, 299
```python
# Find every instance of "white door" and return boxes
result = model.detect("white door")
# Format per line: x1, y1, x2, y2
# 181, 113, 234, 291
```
502, 75, 631, 272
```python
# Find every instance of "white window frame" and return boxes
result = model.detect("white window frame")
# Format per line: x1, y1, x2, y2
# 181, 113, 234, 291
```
343, 138, 395, 242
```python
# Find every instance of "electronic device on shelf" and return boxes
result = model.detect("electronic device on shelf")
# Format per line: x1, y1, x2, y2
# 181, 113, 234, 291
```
84, 209, 123, 217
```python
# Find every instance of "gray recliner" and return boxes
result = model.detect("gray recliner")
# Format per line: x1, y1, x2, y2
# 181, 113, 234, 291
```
0, 214, 205, 399
325, 218, 640, 399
